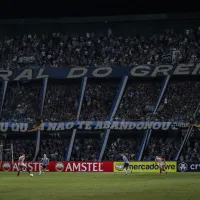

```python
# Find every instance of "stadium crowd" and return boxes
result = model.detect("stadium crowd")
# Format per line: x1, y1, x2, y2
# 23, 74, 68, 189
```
0, 24, 200, 162
0, 128, 198, 162
39, 138, 66, 161
1, 26, 200, 122
1, 81, 42, 122
43, 81, 80, 122
103, 134, 142, 161
80, 81, 118, 121
71, 136, 100, 161
1, 78, 200, 123
143, 129, 187, 161
179, 129, 200, 162
0, 139, 35, 161
0, 27, 200, 69
157, 80, 200, 122
115, 79, 162, 121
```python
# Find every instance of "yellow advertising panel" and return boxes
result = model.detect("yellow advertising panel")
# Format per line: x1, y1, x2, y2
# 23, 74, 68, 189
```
114, 161, 177, 172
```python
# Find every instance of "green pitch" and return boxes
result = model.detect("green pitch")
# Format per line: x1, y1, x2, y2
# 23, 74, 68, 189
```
0, 172, 199, 200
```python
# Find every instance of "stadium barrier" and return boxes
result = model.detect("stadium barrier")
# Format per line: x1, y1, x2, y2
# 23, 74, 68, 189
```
177, 162, 200, 172
114, 161, 177, 172
5, 161, 199, 173
0, 161, 114, 172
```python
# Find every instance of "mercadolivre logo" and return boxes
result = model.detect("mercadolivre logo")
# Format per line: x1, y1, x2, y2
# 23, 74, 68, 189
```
115, 163, 124, 171
114, 162, 177, 172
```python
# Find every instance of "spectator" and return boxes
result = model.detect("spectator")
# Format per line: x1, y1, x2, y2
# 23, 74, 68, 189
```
143, 129, 187, 161
1, 25, 200, 163
2, 81, 41, 122
0, 139, 35, 161
38, 132, 68, 161
43, 80, 80, 122
71, 135, 101, 161
179, 129, 200, 161
0, 27, 199, 69
103, 132, 142, 161
115, 79, 162, 121
157, 79, 200, 121
80, 80, 118, 120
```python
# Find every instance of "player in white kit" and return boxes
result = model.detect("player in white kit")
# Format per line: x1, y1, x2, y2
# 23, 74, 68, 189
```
17, 154, 30, 176
155, 156, 167, 174
120, 154, 132, 174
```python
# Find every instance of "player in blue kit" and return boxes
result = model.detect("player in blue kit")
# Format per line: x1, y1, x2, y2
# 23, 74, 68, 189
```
120, 154, 132, 174
39, 154, 49, 175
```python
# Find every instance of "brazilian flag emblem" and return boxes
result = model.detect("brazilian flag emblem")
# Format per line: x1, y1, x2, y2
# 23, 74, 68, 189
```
27, 120, 43, 132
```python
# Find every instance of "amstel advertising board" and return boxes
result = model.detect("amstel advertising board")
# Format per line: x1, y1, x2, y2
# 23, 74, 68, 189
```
0, 161, 114, 172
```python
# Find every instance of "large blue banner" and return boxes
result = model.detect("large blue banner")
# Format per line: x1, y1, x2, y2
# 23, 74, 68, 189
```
0, 121, 189, 132
0, 63, 200, 81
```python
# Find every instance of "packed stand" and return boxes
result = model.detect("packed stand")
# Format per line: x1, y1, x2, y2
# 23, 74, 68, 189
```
71, 137, 100, 161
115, 78, 200, 122
43, 81, 80, 121
143, 138, 179, 161
80, 81, 118, 120
1, 81, 42, 122
1, 27, 200, 69
179, 129, 200, 161
39, 136, 67, 161
156, 79, 200, 122
143, 129, 187, 161
115, 79, 162, 121
0, 139, 35, 161
103, 135, 141, 161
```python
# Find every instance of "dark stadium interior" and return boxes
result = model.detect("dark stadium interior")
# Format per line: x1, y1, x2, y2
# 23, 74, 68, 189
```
0, 0, 200, 198
0, 13, 200, 163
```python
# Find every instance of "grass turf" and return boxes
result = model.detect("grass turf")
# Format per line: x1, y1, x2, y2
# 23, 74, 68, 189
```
0, 172, 199, 200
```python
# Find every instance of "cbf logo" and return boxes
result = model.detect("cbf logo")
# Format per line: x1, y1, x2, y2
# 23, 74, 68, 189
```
178, 162, 188, 172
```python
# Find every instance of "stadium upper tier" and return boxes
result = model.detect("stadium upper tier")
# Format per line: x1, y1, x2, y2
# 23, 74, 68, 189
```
0, 23, 200, 69
0, 76, 199, 122
0, 20, 199, 122
1, 17, 200, 162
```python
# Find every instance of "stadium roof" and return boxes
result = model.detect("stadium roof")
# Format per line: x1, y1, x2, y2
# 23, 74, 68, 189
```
0, 13, 200, 24
0, 0, 199, 19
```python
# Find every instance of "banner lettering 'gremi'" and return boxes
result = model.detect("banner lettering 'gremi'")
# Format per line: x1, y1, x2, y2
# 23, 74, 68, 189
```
1, 63, 200, 81
0, 121, 189, 132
